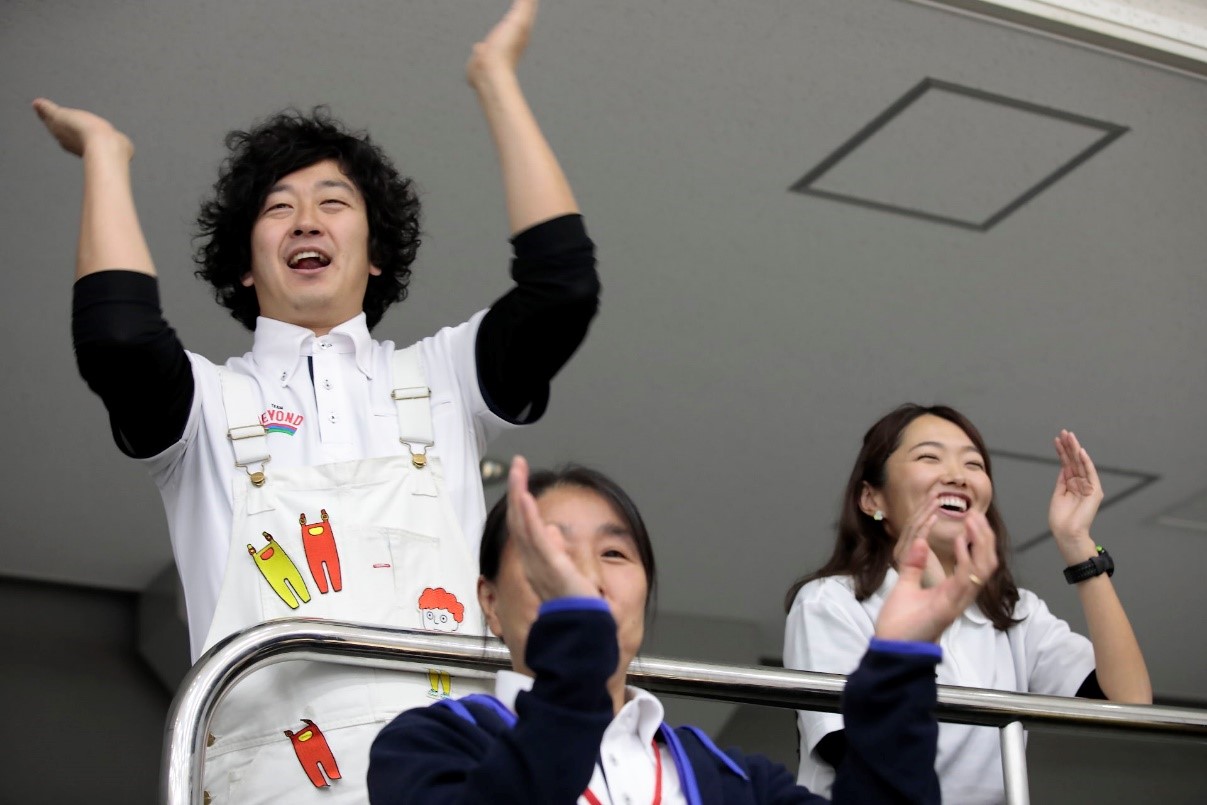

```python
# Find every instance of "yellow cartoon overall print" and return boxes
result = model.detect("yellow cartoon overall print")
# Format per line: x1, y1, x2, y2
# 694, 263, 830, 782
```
248, 533, 310, 609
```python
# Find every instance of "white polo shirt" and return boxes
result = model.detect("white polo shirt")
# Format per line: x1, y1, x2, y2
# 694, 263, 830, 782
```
495, 671, 687, 805
785, 570, 1095, 805
143, 310, 514, 658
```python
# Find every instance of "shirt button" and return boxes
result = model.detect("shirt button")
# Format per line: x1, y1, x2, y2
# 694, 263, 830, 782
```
280, 372, 287, 382
328, 413, 338, 423
323, 379, 333, 390
319, 341, 332, 350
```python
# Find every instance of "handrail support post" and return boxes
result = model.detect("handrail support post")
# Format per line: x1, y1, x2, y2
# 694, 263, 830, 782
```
1000, 719, 1031, 805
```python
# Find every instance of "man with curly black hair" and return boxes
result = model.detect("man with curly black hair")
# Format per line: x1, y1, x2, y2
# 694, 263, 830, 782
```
194, 107, 426, 334
37, 2, 597, 801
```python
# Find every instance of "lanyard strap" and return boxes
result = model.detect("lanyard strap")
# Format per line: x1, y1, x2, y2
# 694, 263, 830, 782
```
582, 738, 662, 805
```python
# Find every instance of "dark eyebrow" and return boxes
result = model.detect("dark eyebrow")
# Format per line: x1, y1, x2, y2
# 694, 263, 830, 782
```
549, 522, 634, 539
908, 440, 982, 455
264, 178, 357, 196
316, 178, 357, 193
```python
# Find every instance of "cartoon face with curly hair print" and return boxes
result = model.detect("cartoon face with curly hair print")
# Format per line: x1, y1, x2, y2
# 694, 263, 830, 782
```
418, 587, 465, 632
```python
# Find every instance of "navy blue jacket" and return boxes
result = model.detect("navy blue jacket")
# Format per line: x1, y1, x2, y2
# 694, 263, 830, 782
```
368, 599, 941, 804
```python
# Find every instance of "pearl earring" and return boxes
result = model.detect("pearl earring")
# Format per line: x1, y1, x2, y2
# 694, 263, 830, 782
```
873, 510, 885, 521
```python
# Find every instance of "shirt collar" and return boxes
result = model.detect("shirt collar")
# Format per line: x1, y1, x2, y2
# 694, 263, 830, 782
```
251, 313, 375, 385
493, 672, 665, 746
609, 685, 666, 747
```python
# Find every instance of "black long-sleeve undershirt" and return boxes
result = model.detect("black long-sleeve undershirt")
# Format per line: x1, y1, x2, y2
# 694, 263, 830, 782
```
72, 213, 598, 459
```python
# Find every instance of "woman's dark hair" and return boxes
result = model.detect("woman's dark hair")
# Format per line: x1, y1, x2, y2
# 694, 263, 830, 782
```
480, 465, 658, 616
784, 403, 1020, 631
194, 107, 421, 331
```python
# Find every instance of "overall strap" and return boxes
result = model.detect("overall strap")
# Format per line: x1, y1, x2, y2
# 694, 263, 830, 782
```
216, 367, 270, 487
389, 344, 435, 470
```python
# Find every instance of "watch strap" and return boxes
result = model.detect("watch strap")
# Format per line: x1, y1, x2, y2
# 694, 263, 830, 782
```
1063, 546, 1114, 584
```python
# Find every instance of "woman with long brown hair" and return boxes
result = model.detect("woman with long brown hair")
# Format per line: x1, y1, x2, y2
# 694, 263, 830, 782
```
783, 404, 1150, 805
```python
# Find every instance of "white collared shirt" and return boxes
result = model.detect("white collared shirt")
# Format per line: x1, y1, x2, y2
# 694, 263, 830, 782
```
495, 671, 687, 805
144, 311, 515, 658
785, 568, 1095, 805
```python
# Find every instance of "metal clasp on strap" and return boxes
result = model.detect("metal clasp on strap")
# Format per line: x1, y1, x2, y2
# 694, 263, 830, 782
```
227, 425, 270, 486
391, 385, 430, 402
392, 384, 433, 469
227, 424, 267, 442
402, 442, 430, 470
241, 462, 270, 487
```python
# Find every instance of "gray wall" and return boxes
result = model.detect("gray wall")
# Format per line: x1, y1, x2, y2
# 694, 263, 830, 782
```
0, 579, 170, 804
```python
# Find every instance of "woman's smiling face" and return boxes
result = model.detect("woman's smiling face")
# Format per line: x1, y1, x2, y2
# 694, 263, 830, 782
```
863, 414, 993, 558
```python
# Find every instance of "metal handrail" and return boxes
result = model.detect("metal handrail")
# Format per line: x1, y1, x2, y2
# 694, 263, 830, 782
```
163, 618, 1207, 805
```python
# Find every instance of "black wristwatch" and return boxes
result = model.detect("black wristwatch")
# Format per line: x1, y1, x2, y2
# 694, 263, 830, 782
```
1063, 546, 1114, 584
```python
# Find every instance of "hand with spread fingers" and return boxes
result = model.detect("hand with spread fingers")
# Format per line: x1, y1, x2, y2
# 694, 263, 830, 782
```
1048, 430, 1104, 560
505, 455, 599, 602
876, 511, 998, 644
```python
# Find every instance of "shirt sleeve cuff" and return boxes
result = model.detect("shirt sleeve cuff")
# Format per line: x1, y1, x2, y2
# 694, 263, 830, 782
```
868, 637, 943, 660
538, 597, 610, 616
510, 213, 588, 256
73, 269, 160, 307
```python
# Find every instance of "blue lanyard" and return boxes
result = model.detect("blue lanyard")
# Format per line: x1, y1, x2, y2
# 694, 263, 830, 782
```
659, 724, 704, 805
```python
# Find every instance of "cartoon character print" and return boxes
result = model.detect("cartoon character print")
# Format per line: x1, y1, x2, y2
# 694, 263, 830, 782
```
417, 586, 465, 632
419, 588, 465, 698
427, 669, 452, 700
283, 719, 342, 788
299, 509, 342, 594
248, 533, 311, 609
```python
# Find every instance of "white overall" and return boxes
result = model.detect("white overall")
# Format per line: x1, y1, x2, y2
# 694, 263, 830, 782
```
200, 346, 486, 803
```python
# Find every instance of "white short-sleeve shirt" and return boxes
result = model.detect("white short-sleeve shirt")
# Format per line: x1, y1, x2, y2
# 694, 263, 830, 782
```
784, 569, 1095, 805
142, 311, 515, 658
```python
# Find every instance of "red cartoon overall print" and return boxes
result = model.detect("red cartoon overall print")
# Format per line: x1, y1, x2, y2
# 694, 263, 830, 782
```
300, 509, 342, 594
284, 719, 341, 788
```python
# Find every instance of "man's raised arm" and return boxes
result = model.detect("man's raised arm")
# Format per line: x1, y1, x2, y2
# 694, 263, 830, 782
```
33, 99, 156, 279
467, 0, 579, 235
